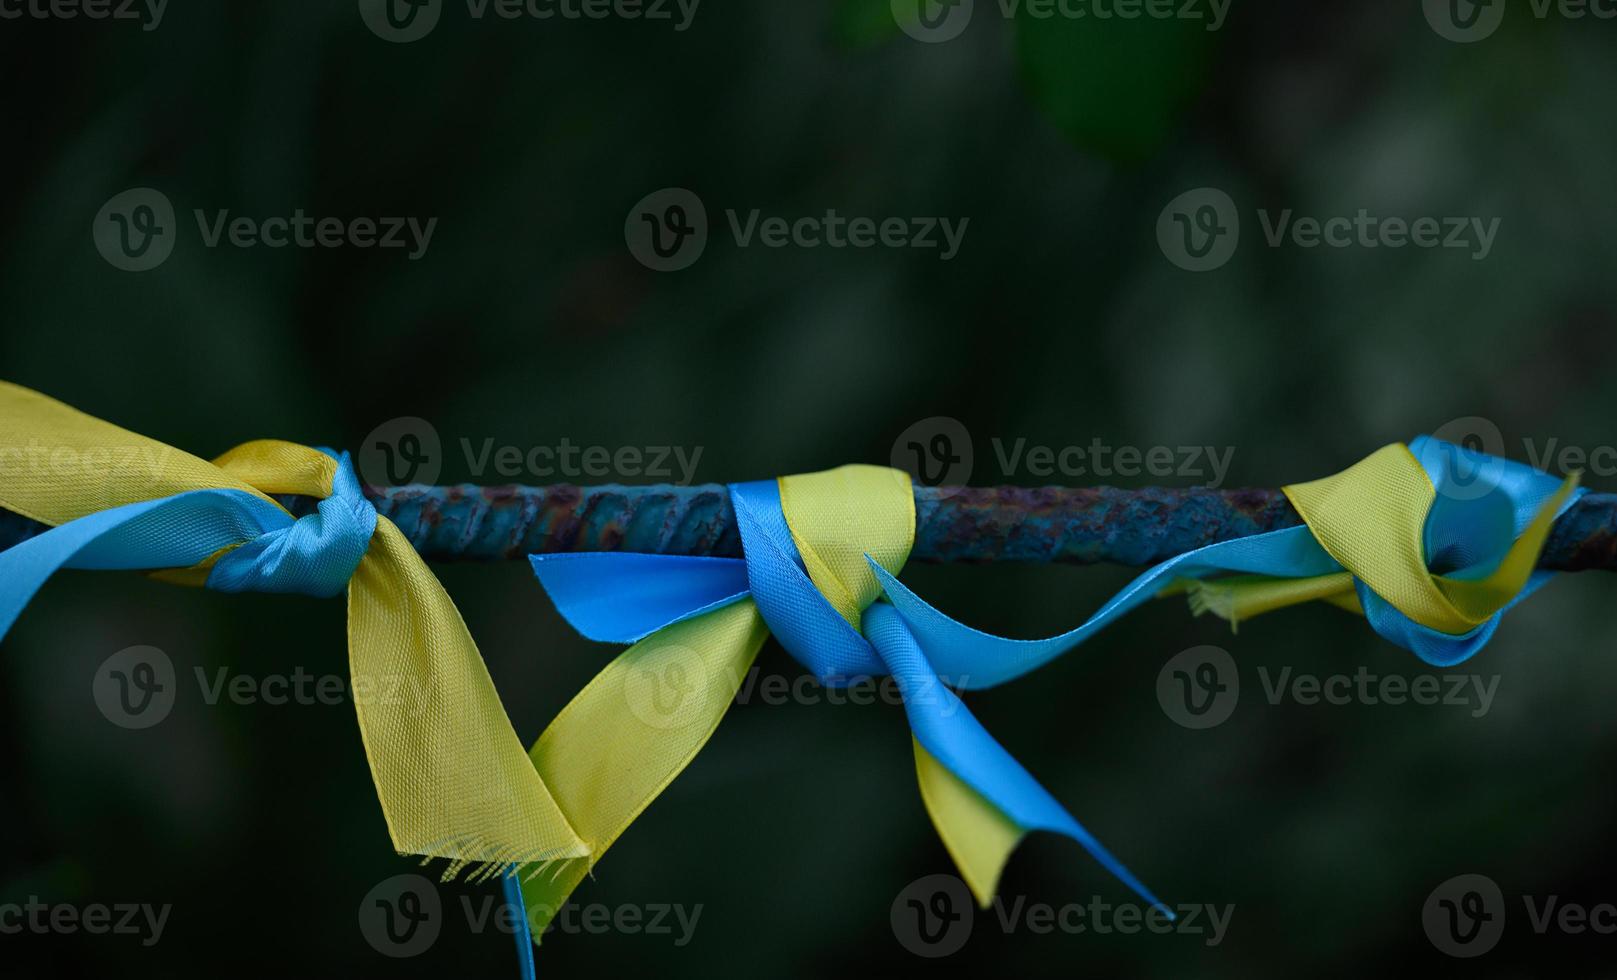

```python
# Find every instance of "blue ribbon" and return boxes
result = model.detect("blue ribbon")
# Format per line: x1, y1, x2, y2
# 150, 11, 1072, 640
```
0, 450, 374, 637
530, 438, 1581, 919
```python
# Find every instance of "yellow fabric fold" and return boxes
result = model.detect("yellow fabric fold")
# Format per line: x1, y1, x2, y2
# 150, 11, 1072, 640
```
913, 738, 1022, 906
0, 382, 587, 874
519, 464, 1025, 932
778, 467, 1020, 909
0, 382, 278, 524
778, 464, 915, 625
1282, 442, 1577, 634
1179, 442, 1578, 634
351, 516, 587, 873
521, 600, 769, 936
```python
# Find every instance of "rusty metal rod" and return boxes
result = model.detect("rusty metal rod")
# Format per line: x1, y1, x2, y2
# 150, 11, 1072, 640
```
3, 484, 1616, 571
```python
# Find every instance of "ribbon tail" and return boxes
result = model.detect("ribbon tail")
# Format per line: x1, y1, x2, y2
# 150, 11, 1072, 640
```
870, 523, 1342, 690
529, 552, 752, 643
0, 490, 289, 638
519, 598, 769, 941
348, 516, 590, 876
0, 380, 278, 524
1170, 571, 1360, 631
504, 872, 537, 980
863, 602, 1170, 915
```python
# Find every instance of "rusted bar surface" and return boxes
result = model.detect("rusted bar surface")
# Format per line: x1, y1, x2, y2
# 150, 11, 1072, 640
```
3, 483, 1614, 570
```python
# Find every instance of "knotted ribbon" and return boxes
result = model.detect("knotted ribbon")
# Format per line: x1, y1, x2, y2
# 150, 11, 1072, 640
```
515, 438, 1579, 944
0, 388, 1581, 951
0, 382, 591, 875
518, 465, 1169, 938
867, 437, 1581, 698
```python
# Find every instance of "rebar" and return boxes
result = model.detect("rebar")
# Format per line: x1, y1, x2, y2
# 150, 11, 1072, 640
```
3, 484, 1615, 570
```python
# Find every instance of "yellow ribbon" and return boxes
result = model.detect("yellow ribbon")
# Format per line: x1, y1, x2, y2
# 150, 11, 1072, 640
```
1182, 442, 1577, 633
519, 465, 1045, 932
0, 382, 589, 875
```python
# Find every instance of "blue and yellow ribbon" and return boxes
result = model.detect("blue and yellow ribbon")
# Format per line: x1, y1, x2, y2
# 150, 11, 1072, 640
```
517, 439, 1579, 942
520, 464, 1169, 935
0, 382, 1583, 957
0, 382, 591, 876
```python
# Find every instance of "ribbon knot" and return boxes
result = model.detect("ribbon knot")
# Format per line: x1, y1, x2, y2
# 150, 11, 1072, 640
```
205, 445, 377, 598
731, 467, 913, 682
515, 440, 1582, 952
522, 464, 1170, 943
0, 384, 592, 879
1178, 436, 1580, 666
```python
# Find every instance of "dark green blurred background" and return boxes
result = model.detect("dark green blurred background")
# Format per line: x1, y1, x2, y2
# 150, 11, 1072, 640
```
4, 0, 1617, 976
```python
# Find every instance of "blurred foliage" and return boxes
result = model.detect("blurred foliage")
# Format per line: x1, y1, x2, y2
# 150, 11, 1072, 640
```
2, 1, 1617, 978
1013, 7, 1218, 161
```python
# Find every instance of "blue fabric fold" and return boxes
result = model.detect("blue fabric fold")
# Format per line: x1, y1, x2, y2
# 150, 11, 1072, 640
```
523, 436, 1581, 922
0, 450, 378, 643
528, 478, 1172, 913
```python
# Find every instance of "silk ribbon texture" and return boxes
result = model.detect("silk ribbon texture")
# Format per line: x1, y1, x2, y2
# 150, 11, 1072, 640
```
520, 464, 1169, 937
0, 382, 590, 875
519, 441, 1578, 943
